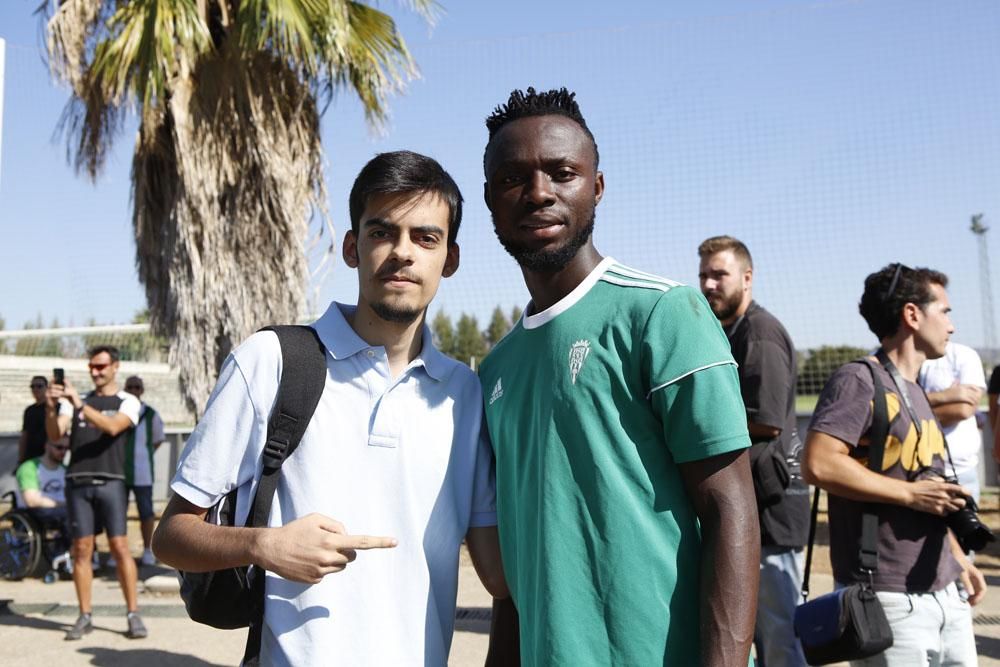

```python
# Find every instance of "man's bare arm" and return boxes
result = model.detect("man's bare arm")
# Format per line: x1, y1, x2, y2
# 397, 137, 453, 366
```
152, 494, 397, 584
948, 530, 987, 606
679, 449, 759, 667
16, 432, 28, 464
466, 526, 509, 599
926, 385, 982, 427
747, 422, 780, 440
803, 430, 968, 515
77, 405, 134, 437
43, 388, 70, 441
22, 489, 58, 509
931, 402, 979, 428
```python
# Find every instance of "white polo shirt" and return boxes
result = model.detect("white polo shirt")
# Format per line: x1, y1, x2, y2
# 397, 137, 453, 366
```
919, 341, 987, 472
171, 303, 497, 666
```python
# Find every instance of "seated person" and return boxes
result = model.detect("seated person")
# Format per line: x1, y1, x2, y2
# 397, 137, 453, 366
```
16, 436, 68, 512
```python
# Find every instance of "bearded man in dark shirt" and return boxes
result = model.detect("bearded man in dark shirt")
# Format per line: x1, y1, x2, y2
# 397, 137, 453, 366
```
699, 235, 809, 667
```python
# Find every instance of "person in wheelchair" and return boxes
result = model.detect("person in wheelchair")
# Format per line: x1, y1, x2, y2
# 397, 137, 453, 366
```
16, 436, 68, 513
0, 437, 71, 582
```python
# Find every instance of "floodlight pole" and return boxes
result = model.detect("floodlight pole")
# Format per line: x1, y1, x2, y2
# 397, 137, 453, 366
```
971, 213, 996, 360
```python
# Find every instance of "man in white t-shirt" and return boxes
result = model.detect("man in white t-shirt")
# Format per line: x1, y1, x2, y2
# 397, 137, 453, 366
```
123, 376, 165, 566
919, 341, 987, 501
153, 151, 508, 666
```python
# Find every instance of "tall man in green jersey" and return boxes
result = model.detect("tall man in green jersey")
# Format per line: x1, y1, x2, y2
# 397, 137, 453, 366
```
479, 87, 760, 666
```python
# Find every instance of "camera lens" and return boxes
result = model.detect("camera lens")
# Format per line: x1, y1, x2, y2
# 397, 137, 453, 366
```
946, 496, 996, 553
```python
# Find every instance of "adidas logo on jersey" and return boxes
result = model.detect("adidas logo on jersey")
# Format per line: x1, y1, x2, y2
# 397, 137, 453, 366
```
489, 378, 504, 405
569, 340, 591, 385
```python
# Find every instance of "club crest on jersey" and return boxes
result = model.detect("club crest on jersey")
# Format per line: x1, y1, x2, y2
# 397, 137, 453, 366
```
489, 377, 504, 405
568, 340, 591, 385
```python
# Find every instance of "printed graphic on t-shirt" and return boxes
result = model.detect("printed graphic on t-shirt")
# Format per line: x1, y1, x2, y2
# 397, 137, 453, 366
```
875, 392, 946, 473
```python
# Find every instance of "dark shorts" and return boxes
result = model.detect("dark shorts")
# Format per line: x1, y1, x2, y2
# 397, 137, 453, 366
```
66, 478, 128, 540
127, 485, 155, 521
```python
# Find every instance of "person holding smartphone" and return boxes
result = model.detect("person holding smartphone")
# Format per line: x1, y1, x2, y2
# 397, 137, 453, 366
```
46, 345, 146, 641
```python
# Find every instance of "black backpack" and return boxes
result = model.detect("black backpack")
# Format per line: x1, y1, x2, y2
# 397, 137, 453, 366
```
179, 325, 327, 666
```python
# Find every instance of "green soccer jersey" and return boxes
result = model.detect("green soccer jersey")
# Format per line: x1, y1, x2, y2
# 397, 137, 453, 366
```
479, 258, 751, 665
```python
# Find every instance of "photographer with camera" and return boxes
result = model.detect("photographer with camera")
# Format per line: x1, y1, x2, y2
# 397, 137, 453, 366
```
803, 264, 986, 666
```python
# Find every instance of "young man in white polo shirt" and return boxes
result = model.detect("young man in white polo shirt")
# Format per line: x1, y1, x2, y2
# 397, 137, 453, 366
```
154, 151, 507, 665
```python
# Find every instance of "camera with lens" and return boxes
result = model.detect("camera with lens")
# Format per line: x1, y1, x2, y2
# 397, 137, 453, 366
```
942, 476, 995, 553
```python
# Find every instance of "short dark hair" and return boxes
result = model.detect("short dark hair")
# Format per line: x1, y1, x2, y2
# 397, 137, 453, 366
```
859, 263, 949, 340
87, 344, 121, 362
697, 235, 754, 270
484, 87, 599, 169
31, 375, 48, 386
348, 150, 463, 246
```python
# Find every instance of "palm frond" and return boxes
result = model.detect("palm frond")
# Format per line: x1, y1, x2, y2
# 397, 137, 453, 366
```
90, 0, 211, 107
47, 0, 432, 414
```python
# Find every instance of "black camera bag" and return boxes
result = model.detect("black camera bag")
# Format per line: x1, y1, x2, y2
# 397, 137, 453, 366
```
794, 359, 893, 665
179, 325, 328, 666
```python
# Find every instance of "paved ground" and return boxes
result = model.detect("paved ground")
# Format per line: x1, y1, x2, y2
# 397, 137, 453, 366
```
4, 497, 1000, 665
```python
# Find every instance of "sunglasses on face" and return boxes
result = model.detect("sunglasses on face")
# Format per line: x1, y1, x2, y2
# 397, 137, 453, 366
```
125, 385, 142, 391
88, 363, 111, 371
30, 384, 46, 389
50, 445, 69, 452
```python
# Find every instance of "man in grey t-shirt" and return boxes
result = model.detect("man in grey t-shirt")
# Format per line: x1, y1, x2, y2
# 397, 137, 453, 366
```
803, 264, 985, 666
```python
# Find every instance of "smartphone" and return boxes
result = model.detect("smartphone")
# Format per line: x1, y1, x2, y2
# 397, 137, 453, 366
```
53, 368, 65, 386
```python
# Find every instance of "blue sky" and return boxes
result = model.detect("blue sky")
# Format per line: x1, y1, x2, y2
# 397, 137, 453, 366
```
1, 0, 999, 351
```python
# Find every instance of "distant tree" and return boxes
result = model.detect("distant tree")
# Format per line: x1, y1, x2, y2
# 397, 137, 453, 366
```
453, 314, 488, 367
486, 307, 511, 348
0, 313, 6, 330
510, 305, 523, 325
797, 345, 869, 395
432, 311, 456, 358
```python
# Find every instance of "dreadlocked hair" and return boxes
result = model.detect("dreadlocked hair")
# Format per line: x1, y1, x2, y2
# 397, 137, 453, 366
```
485, 87, 599, 167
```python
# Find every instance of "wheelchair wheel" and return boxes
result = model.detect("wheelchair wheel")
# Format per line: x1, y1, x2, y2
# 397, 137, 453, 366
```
0, 511, 43, 580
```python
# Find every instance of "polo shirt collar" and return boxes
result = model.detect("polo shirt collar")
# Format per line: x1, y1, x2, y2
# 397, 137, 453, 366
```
311, 302, 449, 382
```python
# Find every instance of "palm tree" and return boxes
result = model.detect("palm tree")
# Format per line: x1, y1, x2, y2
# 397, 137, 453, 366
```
40, 0, 435, 415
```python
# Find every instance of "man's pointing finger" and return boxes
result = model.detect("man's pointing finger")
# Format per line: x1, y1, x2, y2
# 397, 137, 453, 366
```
342, 535, 398, 550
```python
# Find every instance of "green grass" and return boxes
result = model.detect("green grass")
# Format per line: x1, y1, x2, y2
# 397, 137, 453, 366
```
796, 394, 819, 414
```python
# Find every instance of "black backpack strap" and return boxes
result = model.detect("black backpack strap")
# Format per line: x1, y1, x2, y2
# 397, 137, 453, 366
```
242, 325, 328, 666
800, 358, 890, 600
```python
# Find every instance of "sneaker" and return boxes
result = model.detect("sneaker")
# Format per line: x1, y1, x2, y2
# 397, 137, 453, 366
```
140, 549, 156, 566
65, 613, 93, 641
125, 611, 148, 639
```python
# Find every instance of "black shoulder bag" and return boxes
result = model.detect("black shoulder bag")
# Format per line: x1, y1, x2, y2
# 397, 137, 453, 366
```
178, 325, 328, 666
793, 359, 894, 665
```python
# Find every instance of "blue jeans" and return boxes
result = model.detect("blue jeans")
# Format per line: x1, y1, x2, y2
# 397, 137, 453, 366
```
850, 582, 976, 667
754, 546, 806, 667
